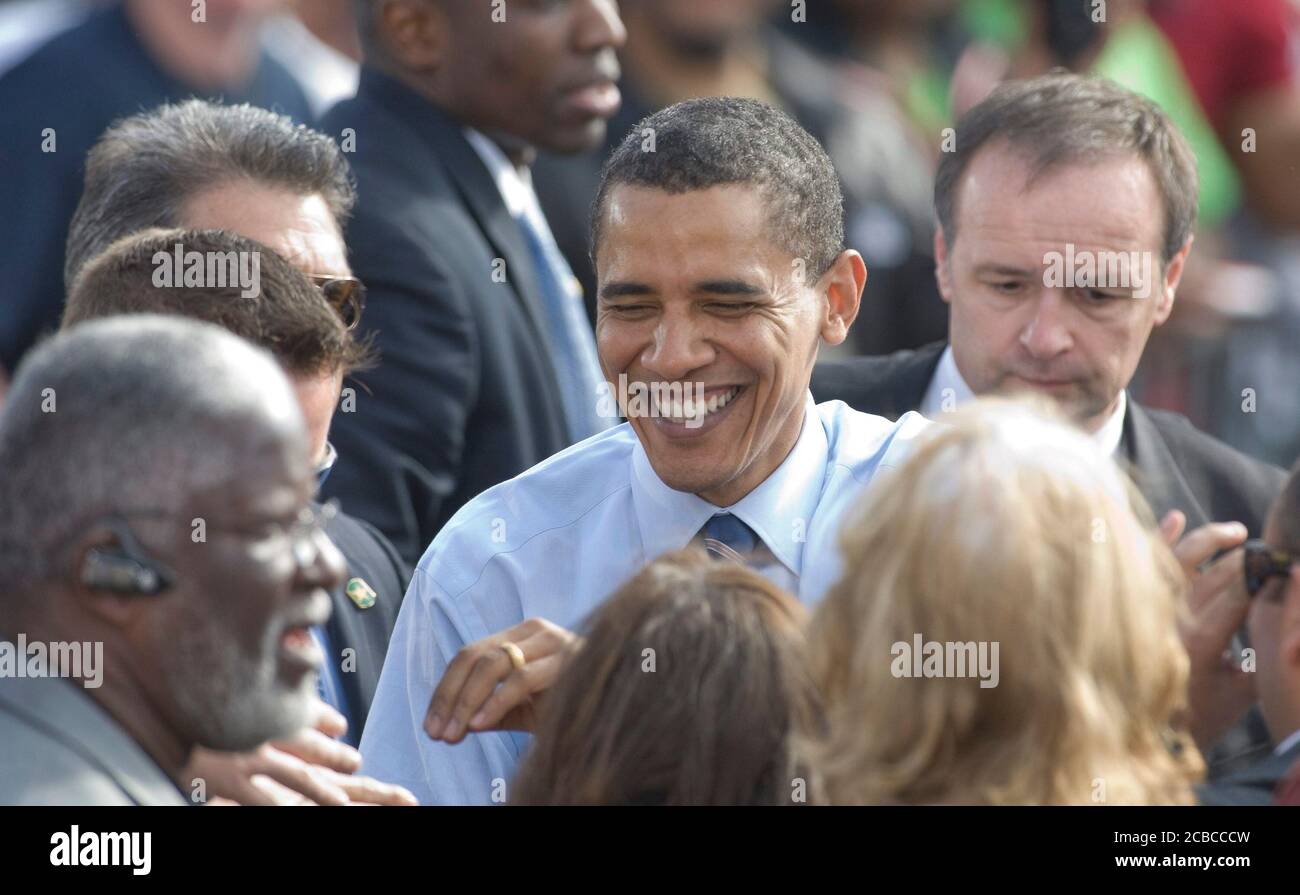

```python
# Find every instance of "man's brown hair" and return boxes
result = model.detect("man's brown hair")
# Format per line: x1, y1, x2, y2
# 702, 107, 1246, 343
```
511, 548, 822, 805
64, 228, 375, 377
934, 72, 1199, 264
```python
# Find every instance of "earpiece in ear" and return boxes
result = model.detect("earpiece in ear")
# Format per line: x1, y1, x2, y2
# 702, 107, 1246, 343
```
80, 548, 171, 595
78, 518, 175, 595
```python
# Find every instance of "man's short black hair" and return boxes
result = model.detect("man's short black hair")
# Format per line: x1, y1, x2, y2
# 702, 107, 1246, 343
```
590, 97, 845, 279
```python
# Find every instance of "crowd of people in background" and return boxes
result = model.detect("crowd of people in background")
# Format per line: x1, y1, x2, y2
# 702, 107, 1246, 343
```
0, 0, 1298, 806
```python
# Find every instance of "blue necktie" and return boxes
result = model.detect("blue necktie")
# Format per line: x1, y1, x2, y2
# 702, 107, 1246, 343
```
310, 625, 357, 747
515, 209, 610, 442
699, 513, 759, 562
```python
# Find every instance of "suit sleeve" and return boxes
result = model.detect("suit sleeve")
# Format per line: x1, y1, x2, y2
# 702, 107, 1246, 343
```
323, 211, 481, 567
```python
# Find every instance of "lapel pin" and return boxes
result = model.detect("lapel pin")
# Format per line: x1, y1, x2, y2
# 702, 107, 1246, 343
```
346, 577, 377, 610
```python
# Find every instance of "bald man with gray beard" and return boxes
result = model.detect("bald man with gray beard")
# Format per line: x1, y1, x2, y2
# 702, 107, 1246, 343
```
0, 316, 344, 805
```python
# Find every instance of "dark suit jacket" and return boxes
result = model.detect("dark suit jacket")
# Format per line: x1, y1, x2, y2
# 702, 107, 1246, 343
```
0, 674, 188, 805
1198, 739, 1300, 805
811, 342, 1287, 535
322, 507, 408, 740
0, 4, 311, 372
319, 68, 571, 567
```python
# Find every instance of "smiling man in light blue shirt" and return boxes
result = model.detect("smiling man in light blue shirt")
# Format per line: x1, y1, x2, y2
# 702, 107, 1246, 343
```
358, 97, 932, 804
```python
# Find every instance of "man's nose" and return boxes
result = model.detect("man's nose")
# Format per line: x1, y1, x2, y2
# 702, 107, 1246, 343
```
574, 0, 627, 53
296, 526, 348, 594
642, 316, 714, 382
1019, 292, 1074, 359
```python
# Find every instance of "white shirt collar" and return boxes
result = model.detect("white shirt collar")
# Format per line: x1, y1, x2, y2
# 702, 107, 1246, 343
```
463, 127, 541, 224
1276, 727, 1300, 757
630, 392, 829, 581
921, 345, 1127, 456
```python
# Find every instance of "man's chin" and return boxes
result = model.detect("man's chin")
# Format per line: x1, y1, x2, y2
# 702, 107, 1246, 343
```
995, 377, 1110, 427
539, 119, 609, 156
646, 455, 735, 497
200, 684, 316, 752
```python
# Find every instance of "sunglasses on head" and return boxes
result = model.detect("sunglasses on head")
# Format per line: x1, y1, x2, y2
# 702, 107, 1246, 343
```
1244, 539, 1298, 599
308, 274, 366, 331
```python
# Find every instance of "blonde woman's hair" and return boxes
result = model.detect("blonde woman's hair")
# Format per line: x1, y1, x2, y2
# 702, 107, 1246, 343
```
803, 397, 1202, 805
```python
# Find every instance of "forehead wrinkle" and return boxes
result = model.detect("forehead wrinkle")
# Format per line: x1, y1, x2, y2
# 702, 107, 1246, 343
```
959, 152, 1163, 249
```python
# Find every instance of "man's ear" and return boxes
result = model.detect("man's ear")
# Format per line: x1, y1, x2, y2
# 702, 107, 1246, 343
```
817, 250, 866, 347
380, 0, 448, 71
1153, 235, 1193, 326
934, 227, 955, 305
69, 527, 163, 629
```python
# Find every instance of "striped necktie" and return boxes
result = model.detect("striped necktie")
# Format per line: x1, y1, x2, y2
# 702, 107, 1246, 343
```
698, 513, 760, 563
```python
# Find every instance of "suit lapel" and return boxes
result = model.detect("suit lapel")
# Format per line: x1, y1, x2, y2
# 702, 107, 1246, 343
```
356, 69, 556, 358
442, 145, 556, 352
1121, 401, 1211, 528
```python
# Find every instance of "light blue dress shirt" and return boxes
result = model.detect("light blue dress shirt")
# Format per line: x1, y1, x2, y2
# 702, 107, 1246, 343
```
358, 394, 932, 804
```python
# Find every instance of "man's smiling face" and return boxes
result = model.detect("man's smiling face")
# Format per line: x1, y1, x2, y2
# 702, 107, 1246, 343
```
594, 183, 861, 506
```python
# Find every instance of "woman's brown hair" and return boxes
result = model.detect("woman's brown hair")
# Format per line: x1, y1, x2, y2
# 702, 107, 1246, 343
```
511, 548, 821, 805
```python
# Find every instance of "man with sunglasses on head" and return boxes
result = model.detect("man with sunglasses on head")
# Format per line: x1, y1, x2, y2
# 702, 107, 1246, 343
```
0, 316, 341, 804
65, 100, 371, 494
61, 226, 413, 806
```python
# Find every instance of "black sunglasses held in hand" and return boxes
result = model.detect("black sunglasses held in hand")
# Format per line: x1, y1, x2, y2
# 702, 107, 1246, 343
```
1244, 540, 1297, 599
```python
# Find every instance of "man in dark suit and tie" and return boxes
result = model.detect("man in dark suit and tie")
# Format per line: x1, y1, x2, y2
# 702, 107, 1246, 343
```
319, 0, 626, 566
812, 74, 1287, 538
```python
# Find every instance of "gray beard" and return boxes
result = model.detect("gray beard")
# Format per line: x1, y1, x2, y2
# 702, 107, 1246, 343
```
159, 607, 316, 752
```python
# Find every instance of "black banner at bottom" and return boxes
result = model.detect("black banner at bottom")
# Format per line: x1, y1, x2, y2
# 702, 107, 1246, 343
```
1, 805, 1287, 881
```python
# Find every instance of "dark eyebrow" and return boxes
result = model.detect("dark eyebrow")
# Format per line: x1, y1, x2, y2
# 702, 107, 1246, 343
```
973, 264, 1037, 278
599, 281, 655, 301
693, 280, 764, 296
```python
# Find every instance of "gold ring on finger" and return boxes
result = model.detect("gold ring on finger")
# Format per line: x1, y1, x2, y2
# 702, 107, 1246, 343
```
500, 641, 526, 671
